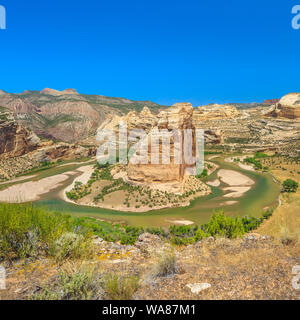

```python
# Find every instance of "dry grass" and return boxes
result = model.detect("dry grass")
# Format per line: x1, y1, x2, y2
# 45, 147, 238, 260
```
258, 157, 300, 242
137, 238, 300, 300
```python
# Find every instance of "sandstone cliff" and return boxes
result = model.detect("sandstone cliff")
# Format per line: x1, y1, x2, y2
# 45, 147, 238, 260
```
264, 93, 300, 119
0, 116, 40, 158
126, 103, 196, 191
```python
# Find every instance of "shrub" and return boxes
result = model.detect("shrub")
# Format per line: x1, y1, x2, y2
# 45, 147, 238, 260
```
152, 250, 177, 277
205, 211, 245, 238
32, 268, 103, 300
282, 179, 298, 193
244, 157, 263, 170
194, 229, 209, 241
103, 274, 140, 300
52, 232, 93, 262
0, 204, 93, 261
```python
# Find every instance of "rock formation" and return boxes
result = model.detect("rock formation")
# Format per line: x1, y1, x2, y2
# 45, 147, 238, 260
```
0, 116, 40, 158
126, 103, 197, 191
264, 93, 300, 119
40, 88, 79, 96
193, 104, 240, 121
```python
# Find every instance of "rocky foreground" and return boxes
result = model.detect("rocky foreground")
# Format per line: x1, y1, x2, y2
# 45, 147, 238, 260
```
1, 232, 299, 300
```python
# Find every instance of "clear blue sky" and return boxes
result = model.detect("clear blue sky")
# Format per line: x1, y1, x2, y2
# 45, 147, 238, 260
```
0, 0, 299, 105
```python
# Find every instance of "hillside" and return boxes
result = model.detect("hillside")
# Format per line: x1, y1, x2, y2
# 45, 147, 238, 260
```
0, 89, 167, 143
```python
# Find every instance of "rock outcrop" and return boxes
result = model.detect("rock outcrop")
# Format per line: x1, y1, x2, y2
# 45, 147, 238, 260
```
0, 117, 40, 158
193, 104, 240, 121
0, 142, 96, 181
127, 103, 197, 190
41, 88, 79, 96
264, 93, 300, 119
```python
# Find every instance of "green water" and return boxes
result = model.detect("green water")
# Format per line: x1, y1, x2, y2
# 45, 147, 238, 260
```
34, 156, 280, 227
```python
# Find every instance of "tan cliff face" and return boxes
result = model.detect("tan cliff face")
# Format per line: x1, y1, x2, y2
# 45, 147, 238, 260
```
126, 103, 196, 189
99, 103, 227, 146
0, 117, 40, 158
99, 103, 222, 192
193, 104, 240, 121
264, 93, 300, 119
40, 88, 79, 96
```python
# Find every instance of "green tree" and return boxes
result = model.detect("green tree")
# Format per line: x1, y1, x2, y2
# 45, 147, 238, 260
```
282, 179, 299, 193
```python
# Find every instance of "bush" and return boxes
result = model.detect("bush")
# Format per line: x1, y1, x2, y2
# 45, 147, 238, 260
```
282, 179, 298, 193
194, 229, 209, 241
32, 268, 103, 300
244, 157, 263, 170
52, 232, 93, 262
103, 274, 140, 300
205, 211, 245, 239
152, 250, 177, 277
0, 204, 93, 261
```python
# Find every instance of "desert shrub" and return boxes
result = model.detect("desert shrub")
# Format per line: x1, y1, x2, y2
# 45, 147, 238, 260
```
52, 232, 94, 262
0, 204, 93, 261
152, 250, 177, 277
194, 228, 209, 241
241, 216, 262, 232
205, 211, 245, 239
103, 274, 140, 300
255, 152, 268, 158
32, 268, 103, 300
282, 179, 298, 193
146, 227, 167, 237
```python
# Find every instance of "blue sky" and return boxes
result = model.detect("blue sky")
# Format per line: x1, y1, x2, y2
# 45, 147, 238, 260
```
0, 0, 299, 105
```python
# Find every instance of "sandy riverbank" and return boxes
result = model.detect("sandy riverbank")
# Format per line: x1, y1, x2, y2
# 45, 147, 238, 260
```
207, 179, 221, 187
218, 169, 255, 186
0, 174, 70, 202
223, 186, 252, 198
165, 219, 194, 226
238, 163, 255, 171
0, 175, 37, 185
61, 165, 95, 203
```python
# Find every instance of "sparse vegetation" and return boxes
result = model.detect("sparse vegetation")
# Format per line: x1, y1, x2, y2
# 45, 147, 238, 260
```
244, 157, 263, 170
0, 204, 93, 261
103, 274, 140, 300
31, 267, 103, 300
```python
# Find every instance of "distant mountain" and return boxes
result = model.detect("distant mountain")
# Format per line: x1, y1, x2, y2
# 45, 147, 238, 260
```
0, 89, 167, 143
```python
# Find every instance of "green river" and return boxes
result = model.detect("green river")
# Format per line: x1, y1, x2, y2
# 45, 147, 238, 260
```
26, 156, 281, 227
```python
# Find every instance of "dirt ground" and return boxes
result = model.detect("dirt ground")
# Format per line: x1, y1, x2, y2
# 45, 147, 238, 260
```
1, 235, 299, 300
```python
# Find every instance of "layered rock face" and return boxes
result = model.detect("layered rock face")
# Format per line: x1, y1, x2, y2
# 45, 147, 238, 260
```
99, 103, 226, 146
28, 142, 96, 163
127, 103, 196, 189
193, 104, 240, 121
264, 93, 300, 119
0, 110, 96, 180
0, 141, 96, 181
0, 117, 40, 158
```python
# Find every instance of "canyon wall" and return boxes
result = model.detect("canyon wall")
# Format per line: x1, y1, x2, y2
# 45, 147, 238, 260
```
0, 116, 40, 158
